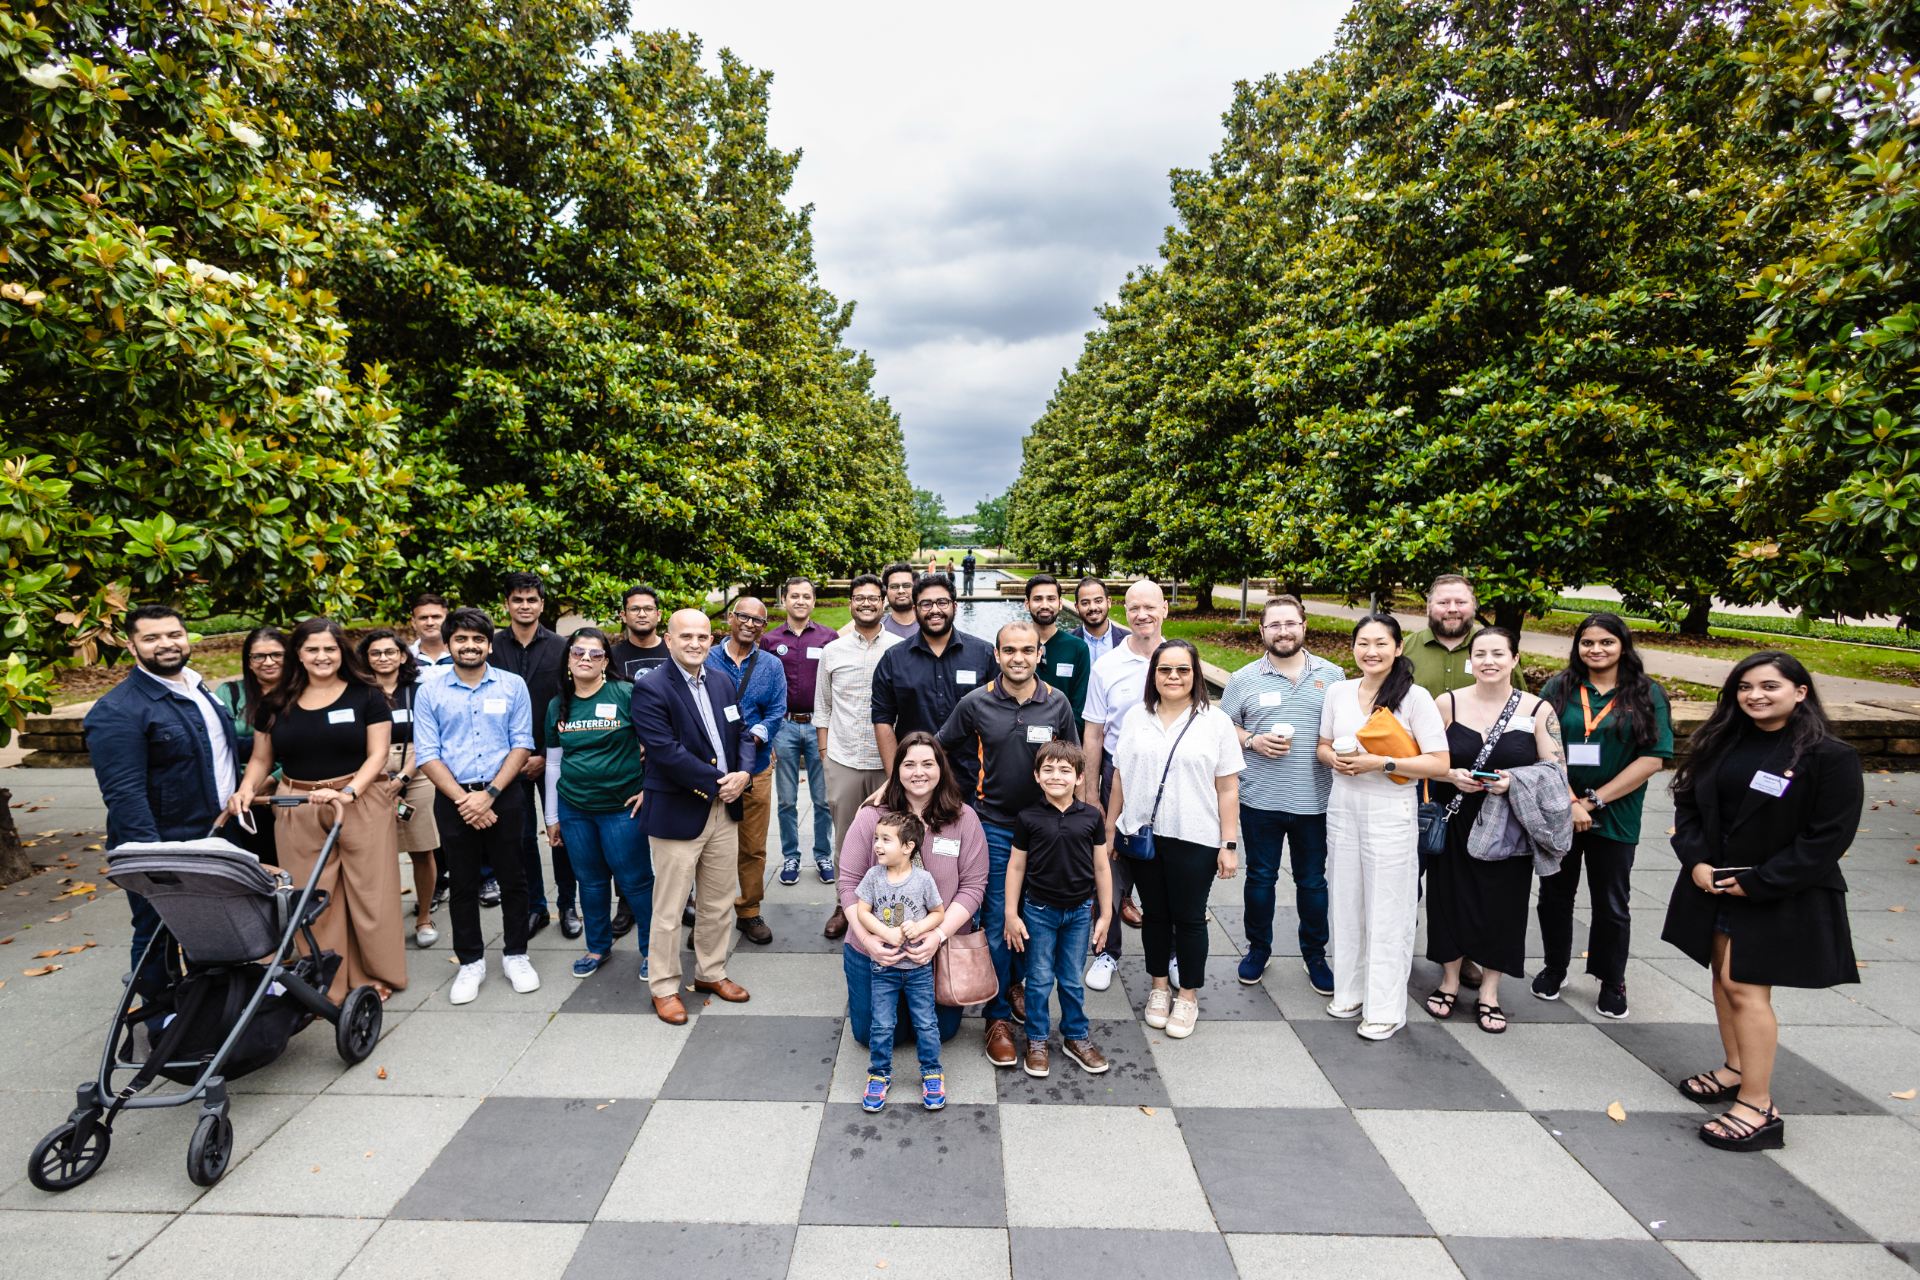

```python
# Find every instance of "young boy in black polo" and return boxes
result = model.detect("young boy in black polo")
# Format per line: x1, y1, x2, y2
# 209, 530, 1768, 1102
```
1004, 740, 1113, 1078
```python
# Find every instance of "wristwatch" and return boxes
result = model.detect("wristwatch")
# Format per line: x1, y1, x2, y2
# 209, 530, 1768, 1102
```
1223, 840, 1238, 851
1380, 758, 1397, 776
1584, 789, 1608, 811
485, 783, 501, 800
341, 784, 357, 798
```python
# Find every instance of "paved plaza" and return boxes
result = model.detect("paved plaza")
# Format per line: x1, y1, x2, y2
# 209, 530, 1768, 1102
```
2, 767, 1918, 1279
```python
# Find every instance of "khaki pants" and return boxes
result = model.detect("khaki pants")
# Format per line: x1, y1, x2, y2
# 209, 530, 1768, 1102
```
648, 798, 739, 999
736, 767, 774, 918
825, 758, 886, 863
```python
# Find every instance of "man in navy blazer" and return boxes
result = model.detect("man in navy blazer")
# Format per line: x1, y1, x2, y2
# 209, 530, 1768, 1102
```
1072, 576, 1130, 664
631, 607, 754, 1023
84, 604, 238, 995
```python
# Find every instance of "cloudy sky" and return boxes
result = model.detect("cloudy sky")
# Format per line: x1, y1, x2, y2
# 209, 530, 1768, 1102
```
639, 2, 1351, 511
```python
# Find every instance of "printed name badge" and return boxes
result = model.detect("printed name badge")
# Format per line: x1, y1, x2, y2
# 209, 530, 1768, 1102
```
1054, 662, 1074, 677
806, 646, 825, 659
1568, 743, 1602, 767
1749, 770, 1791, 797
1258, 690, 1286, 707
391, 708, 411, 723
483, 697, 508, 715
594, 703, 617, 719
327, 708, 356, 725
931, 836, 961, 858
723, 704, 741, 722
955, 669, 978, 686
1025, 725, 1055, 744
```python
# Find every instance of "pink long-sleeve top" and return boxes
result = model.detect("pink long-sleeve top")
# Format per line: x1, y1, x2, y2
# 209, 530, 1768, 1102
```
836, 801, 989, 960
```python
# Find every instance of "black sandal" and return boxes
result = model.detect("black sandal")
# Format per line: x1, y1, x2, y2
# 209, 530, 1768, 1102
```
1474, 1001, 1507, 1034
1699, 1097, 1784, 1152
1424, 989, 1457, 1020
1677, 1063, 1741, 1104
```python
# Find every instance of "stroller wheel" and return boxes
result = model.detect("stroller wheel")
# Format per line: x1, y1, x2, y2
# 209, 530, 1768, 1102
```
28, 1117, 111, 1192
186, 1111, 234, 1187
335, 985, 383, 1064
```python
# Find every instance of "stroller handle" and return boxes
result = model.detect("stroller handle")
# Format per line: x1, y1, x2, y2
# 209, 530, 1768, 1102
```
212, 795, 346, 840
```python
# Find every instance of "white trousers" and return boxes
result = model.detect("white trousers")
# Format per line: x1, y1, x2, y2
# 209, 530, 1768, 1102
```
1326, 781, 1420, 1029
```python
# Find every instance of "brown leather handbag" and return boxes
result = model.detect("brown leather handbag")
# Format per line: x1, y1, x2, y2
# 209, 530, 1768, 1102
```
934, 928, 999, 1007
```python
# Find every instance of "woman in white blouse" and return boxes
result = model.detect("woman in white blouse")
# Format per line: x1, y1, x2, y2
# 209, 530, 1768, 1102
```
1316, 614, 1451, 1040
1107, 639, 1245, 1040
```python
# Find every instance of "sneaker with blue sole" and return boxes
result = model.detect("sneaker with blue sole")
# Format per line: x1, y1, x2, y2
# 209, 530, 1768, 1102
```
779, 856, 801, 886
862, 1074, 890, 1113
639, 956, 649, 980
1237, 950, 1271, 985
1303, 955, 1334, 996
922, 1072, 947, 1110
571, 953, 603, 979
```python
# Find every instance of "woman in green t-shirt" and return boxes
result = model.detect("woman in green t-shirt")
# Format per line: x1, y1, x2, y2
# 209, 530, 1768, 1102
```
542, 627, 652, 979
1535, 612, 1673, 1019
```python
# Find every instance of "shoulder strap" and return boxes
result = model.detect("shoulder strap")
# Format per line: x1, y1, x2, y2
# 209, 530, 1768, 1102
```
1145, 710, 1201, 826
1444, 691, 1524, 819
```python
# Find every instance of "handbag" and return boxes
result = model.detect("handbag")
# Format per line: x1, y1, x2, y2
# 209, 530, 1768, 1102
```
1356, 706, 1422, 785
933, 928, 998, 1007
1113, 710, 1199, 861
1419, 691, 1523, 867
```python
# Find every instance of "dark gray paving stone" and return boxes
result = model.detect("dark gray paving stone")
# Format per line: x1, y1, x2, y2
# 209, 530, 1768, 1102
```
558, 945, 700, 1015
1406, 956, 1588, 1024
1178, 1106, 1430, 1235
1597, 1022, 1886, 1115
800, 1102, 1005, 1227
1887, 1242, 1920, 1274
1115, 954, 1285, 1021
996, 1019, 1169, 1107
1010, 1227, 1237, 1280
1444, 1237, 1692, 1280
562, 1222, 793, 1280
394, 1096, 648, 1222
1292, 1020, 1524, 1111
1537, 1110, 1869, 1242
746, 904, 846, 954
658, 1015, 842, 1102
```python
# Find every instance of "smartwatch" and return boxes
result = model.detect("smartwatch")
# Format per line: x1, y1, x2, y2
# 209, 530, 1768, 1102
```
1223, 840, 1238, 851
1380, 758, 1397, 776
485, 783, 501, 800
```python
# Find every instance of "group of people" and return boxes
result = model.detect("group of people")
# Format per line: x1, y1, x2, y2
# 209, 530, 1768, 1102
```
84, 568, 1863, 1148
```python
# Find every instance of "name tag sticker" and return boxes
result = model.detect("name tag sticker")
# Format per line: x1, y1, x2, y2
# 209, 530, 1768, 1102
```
1509, 715, 1535, 733
327, 708, 356, 725
1258, 690, 1287, 707
807, 646, 825, 659
931, 836, 961, 858
1025, 725, 1055, 744
483, 697, 508, 715
723, 704, 741, 722
1054, 662, 1074, 677
594, 703, 617, 719
391, 709, 411, 723
955, 669, 978, 686
1749, 770, 1790, 797
1568, 743, 1602, 767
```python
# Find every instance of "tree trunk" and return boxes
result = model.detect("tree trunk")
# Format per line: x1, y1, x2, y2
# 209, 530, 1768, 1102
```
1192, 580, 1215, 612
1492, 603, 1526, 637
1285, 578, 1306, 600
1680, 597, 1712, 636
0, 788, 31, 886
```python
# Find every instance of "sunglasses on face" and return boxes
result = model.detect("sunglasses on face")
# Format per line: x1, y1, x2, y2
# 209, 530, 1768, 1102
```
569, 647, 607, 661
1158, 666, 1194, 676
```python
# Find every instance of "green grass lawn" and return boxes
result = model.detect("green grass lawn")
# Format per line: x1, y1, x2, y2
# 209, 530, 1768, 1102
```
1535, 609, 1920, 688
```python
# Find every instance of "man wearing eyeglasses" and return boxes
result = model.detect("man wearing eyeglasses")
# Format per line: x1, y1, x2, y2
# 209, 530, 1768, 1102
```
704, 594, 788, 944
871, 573, 999, 800
816, 574, 904, 938
610, 584, 670, 683
879, 563, 921, 640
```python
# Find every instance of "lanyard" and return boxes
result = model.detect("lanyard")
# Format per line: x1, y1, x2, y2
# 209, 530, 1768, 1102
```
1579, 685, 1617, 737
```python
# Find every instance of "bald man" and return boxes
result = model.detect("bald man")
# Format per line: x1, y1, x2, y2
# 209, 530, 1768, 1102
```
630, 608, 754, 1023
1079, 580, 1170, 991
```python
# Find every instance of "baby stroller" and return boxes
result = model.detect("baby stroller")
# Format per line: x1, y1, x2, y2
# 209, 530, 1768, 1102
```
26, 797, 382, 1191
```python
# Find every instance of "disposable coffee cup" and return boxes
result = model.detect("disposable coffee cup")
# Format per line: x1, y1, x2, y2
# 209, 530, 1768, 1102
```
1275, 723, 1296, 741
1333, 734, 1359, 756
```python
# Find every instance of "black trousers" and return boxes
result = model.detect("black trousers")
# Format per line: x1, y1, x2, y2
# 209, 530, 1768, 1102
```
438, 785, 530, 964
1536, 831, 1634, 987
517, 776, 576, 912
1131, 835, 1217, 989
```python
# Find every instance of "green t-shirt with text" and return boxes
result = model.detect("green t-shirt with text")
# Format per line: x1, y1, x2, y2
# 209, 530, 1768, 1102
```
544, 680, 643, 813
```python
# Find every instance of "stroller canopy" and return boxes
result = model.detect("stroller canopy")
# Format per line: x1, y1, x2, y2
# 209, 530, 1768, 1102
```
109, 840, 287, 965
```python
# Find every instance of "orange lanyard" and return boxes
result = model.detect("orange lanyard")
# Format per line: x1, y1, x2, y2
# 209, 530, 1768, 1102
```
1579, 685, 1616, 737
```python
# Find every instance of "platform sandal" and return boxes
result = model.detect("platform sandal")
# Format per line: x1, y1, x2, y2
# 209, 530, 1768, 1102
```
1473, 1001, 1507, 1034
1699, 1097, 1784, 1152
1423, 989, 1457, 1020
1677, 1063, 1741, 1104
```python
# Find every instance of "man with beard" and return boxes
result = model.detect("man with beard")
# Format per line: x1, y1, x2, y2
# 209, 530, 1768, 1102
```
1219, 596, 1343, 994
879, 563, 920, 640
1072, 577, 1129, 663
1024, 574, 1090, 731
86, 604, 238, 996
816, 574, 902, 938
762, 576, 839, 888
1407, 574, 1524, 696
870, 572, 999, 799
609, 584, 670, 683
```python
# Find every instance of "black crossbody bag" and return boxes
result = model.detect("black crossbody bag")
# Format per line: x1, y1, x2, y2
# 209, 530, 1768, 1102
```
1418, 690, 1522, 865
1114, 711, 1199, 862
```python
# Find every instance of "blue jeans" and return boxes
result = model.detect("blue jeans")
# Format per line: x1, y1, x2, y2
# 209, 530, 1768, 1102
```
1241, 806, 1329, 961
869, 960, 942, 1078
555, 794, 653, 958
976, 821, 1020, 1021
843, 942, 964, 1045
519, 777, 575, 913
1021, 898, 1092, 1043
774, 718, 833, 863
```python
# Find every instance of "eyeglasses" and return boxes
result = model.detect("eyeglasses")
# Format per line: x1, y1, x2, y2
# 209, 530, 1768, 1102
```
625, 604, 659, 614
568, 647, 607, 661
249, 653, 285, 666
728, 612, 768, 627
365, 648, 402, 660
1262, 621, 1304, 631
850, 593, 883, 604
916, 598, 955, 610
1157, 665, 1195, 676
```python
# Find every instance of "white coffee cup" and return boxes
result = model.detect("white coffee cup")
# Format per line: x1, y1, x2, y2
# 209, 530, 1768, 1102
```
1333, 734, 1359, 756
1275, 723, 1296, 741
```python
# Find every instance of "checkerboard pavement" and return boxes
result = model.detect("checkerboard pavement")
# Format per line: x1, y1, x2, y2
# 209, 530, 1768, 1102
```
3, 769, 1919, 1279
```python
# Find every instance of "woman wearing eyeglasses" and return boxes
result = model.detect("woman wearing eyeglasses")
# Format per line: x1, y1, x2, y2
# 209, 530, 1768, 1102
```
214, 625, 287, 860
542, 627, 654, 979
360, 628, 442, 949
1105, 639, 1245, 1040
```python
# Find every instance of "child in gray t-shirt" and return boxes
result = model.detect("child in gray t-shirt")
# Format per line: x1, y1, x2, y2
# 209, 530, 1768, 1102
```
854, 812, 948, 1112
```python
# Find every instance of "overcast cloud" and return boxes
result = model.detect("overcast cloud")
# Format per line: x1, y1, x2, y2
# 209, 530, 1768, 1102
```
638, 2, 1350, 510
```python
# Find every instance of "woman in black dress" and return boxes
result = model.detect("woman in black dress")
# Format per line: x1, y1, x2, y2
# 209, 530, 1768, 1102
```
1663, 652, 1862, 1152
1424, 628, 1564, 1033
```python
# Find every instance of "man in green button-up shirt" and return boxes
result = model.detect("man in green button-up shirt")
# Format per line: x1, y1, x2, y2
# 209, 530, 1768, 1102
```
1406, 574, 1526, 697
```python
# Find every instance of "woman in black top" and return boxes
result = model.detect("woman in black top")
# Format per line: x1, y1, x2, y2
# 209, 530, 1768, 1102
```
1662, 652, 1863, 1152
231, 617, 405, 1002
361, 629, 441, 950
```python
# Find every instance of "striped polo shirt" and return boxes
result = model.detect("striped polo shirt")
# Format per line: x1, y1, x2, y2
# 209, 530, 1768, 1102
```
1219, 652, 1343, 814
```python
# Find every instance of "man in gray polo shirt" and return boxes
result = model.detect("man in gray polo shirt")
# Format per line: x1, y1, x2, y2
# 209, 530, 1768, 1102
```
1219, 595, 1341, 995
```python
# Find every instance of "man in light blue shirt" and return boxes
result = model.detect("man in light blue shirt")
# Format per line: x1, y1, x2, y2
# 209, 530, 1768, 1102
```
705, 594, 788, 945
414, 607, 538, 1005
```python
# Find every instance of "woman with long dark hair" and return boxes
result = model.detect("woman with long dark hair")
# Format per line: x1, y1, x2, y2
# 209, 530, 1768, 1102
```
360, 628, 441, 949
230, 616, 405, 1001
213, 625, 286, 859
1534, 613, 1673, 1019
835, 732, 989, 1051
1662, 653, 1861, 1151
1315, 614, 1450, 1040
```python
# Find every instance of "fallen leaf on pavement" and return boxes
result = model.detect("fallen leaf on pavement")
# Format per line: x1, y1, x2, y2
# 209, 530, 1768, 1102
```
376, 1067, 388, 1080
1892, 906, 1908, 913
0, 937, 12, 945
14, 890, 30, 897
364, 1150, 374, 1159
57, 882, 97, 899
311, 1165, 321, 1173
33, 949, 60, 959
35, 830, 58, 838
1666, 826, 1676, 836
46, 912, 70, 923
1139, 1105, 1156, 1116
1606, 1101, 1628, 1123
23, 965, 62, 977
63, 945, 87, 955
876, 1262, 888, 1271
1892, 1089, 1917, 1101
595, 1103, 611, 1111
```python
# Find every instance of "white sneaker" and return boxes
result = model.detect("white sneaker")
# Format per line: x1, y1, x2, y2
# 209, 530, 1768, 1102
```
1166, 997, 1199, 1039
1325, 1000, 1362, 1020
450, 959, 486, 1005
1144, 987, 1172, 1029
1357, 1020, 1403, 1041
1084, 953, 1118, 992
502, 953, 541, 994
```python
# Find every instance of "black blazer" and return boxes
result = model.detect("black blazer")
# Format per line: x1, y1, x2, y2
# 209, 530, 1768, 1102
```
630, 662, 745, 841
85, 670, 238, 848
1662, 734, 1862, 988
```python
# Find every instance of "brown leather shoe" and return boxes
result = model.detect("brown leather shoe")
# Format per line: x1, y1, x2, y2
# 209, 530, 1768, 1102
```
1121, 899, 1143, 929
1008, 981, 1027, 1026
1023, 1042, 1050, 1078
823, 905, 848, 939
693, 977, 750, 1003
1061, 1038, 1111, 1075
985, 1018, 1017, 1067
651, 994, 688, 1025
737, 915, 773, 945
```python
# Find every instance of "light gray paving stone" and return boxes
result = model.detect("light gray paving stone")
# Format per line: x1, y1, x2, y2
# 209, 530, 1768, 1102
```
697, 951, 847, 1016
1010, 1227, 1236, 1280
231, 1008, 405, 1095
999, 1105, 1213, 1231
827, 1021, 997, 1106
1357, 1109, 1649, 1239
1146, 1020, 1343, 1108
340, 1220, 586, 1280
193, 1092, 479, 1217
0, 1208, 171, 1280
1227, 1234, 1465, 1280
327, 1010, 547, 1096
1847, 909, 1920, 961
1768, 1115, 1920, 1241
364, 944, 460, 1013
1644, 957, 1891, 1027
560, 1222, 793, 1280
1440, 1021, 1684, 1113
596, 1100, 822, 1223
789, 1225, 1010, 1279
1665, 1241, 1920, 1280
1849, 961, 1920, 1026
495, 1012, 690, 1099
1564, 958, 1718, 1024
427, 952, 573, 1013
1780, 1025, 1920, 1119
114, 1213, 377, 1280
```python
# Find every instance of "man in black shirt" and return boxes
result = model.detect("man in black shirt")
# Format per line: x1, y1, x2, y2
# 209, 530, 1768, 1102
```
490, 571, 578, 940
870, 573, 998, 797
610, 583, 670, 683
